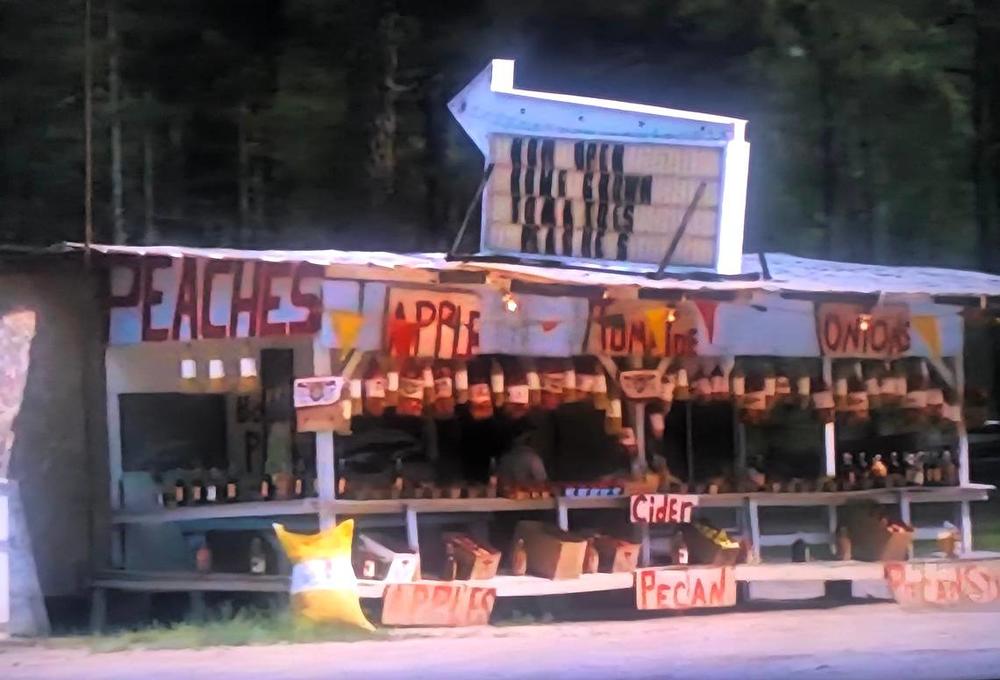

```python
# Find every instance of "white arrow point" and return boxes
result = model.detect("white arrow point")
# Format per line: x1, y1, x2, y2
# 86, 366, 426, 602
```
449, 59, 746, 155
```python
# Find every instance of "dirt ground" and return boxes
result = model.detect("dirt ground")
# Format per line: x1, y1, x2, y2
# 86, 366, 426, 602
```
2, 603, 999, 680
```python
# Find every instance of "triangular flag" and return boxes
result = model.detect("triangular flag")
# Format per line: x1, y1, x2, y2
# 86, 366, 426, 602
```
540, 320, 560, 332
911, 315, 941, 357
693, 299, 720, 344
330, 310, 364, 359
388, 318, 419, 358
644, 307, 668, 352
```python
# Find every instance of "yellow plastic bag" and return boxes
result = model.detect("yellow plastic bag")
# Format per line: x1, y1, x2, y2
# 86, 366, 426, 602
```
273, 519, 375, 631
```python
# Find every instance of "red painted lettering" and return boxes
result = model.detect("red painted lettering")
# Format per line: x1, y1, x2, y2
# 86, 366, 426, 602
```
140, 256, 171, 342
709, 568, 729, 605
289, 262, 324, 335
172, 257, 200, 341
258, 261, 292, 337
638, 569, 656, 609
201, 259, 233, 338
230, 261, 260, 338
465, 310, 481, 356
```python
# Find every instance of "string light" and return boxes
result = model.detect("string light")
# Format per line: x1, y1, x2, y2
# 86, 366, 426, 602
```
666, 305, 677, 324
859, 313, 872, 332
502, 291, 519, 313
208, 359, 226, 380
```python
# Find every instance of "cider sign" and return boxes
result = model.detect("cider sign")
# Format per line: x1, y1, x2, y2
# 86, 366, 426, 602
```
629, 494, 698, 524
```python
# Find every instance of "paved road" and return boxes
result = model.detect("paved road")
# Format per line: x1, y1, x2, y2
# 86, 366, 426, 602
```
2, 603, 999, 680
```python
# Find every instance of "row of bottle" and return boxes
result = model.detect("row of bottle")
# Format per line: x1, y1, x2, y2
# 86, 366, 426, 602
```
838, 449, 959, 488
158, 473, 316, 507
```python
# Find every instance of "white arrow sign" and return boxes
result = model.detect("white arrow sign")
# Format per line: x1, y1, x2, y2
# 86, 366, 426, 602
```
448, 59, 750, 275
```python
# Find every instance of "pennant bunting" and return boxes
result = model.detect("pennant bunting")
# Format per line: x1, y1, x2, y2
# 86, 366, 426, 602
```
330, 310, 364, 358
693, 299, 720, 344
643, 307, 668, 353
911, 315, 941, 357
387, 318, 419, 358
540, 320, 560, 333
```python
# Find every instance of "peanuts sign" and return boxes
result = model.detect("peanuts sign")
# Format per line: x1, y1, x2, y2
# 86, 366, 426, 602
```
816, 303, 910, 358
635, 566, 737, 610
107, 256, 324, 344
381, 582, 497, 626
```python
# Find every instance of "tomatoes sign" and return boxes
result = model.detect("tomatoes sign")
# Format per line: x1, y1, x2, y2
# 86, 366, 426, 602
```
629, 494, 698, 524
635, 566, 737, 610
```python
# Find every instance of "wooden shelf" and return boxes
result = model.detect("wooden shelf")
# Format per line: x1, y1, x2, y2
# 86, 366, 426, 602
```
111, 484, 994, 525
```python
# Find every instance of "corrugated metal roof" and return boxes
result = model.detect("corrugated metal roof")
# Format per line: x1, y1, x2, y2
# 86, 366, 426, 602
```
68, 243, 1000, 298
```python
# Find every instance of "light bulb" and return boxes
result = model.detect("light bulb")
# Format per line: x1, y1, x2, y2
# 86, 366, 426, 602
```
239, 357, 258, 378
666, 306, 677, 324
208, 359, 225, 380
180, 358, 197, 380
502, 291, 519, 313
859, 314, 872, 332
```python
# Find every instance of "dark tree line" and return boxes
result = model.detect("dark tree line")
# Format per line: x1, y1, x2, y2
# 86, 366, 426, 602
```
1, 0, 999, 271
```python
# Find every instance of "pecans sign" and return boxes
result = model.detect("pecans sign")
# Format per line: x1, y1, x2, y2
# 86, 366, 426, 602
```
635, 566, 737, 610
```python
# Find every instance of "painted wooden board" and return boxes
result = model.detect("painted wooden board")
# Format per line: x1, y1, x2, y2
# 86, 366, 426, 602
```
381, 582, 496, 626
629, 494, 698, 523
635, 566, 737, 610
884, 559, 1000, 610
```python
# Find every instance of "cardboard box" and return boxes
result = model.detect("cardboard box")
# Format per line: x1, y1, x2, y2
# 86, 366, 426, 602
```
844, 505, 913, 561
514, 521, 587, 580
680, 524, 741, 566
443, 533, 501, 580
591, 534, 640, 573
354, 532, 420, 582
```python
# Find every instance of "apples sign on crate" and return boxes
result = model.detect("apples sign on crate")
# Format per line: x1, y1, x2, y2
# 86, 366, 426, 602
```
449, 59, 750, 274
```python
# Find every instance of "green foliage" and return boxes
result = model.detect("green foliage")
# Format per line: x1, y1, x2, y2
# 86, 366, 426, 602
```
0, 0, 997, 269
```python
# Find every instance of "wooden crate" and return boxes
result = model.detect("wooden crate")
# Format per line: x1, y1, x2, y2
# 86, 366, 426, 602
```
591, 535, 641, 573
514, 521, 587, 580
443, 533, 501, 581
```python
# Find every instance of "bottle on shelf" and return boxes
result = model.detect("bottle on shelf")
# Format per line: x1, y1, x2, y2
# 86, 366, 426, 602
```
249, 536, 267, 575
225, 476, 239, 503
337, 460, 349, 499
174, 478, 187, 507
925, 451, 941, 485
205, 475, 221, 504
855, 452, 872, 489
190, 477, 205, 505
390, 458, 404, 500
941, 449, 958, 486
442, 543, 457, 581
912, 452, 926, 486
670, 532, 689, 566
870, 454, 888, 483
888, 452, 904, 487
196, 540, 213, 573
839, 452, 856, 490
791, 538, 810, 563
259, 474, 274, 501
510, 537, 528, 576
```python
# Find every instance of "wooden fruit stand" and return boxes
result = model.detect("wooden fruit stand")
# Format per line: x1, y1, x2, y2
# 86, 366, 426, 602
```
86, 59, 1000, 626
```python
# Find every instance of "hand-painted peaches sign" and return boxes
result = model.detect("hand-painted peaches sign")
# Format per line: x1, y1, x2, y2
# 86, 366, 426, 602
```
107, 257, 324, 344
381, 582, 496, 626
634, 566, 736, 610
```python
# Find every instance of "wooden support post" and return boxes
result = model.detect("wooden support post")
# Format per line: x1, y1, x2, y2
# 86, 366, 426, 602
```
685, 401, 694, 483
733, 409, 747, 475
189, 591, 207, 623
744, 497, 761, 563
89, 587, 107, 634
899, 491, 913, 559
405, 506, 420, 553
955, 354, 971, 486
957, 501, 972, 555
556, 498, 569, 532
822, 358, 836, 477
632, 402, 647, 474
313, 338, 337, 530
639, 523, 651, 567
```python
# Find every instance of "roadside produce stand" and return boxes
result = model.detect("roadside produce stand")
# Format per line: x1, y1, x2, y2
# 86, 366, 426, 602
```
87, 60, 1000, 627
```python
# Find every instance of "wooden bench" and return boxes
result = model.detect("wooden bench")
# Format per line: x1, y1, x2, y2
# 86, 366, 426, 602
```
90, 570, 290, 633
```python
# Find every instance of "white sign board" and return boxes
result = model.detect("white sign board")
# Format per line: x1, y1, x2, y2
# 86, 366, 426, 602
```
629, 494, 698, 524
635, 566, 737, 610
